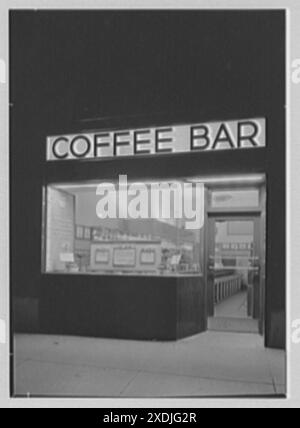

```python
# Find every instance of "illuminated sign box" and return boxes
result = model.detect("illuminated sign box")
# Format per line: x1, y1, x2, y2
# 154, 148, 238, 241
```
46, 118, 266, 161
113, 248, 136, 267
95, 249, 110, 265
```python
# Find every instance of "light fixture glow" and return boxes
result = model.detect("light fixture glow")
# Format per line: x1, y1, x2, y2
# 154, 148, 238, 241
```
187, 174, 265, 184
51, 174, 265, 192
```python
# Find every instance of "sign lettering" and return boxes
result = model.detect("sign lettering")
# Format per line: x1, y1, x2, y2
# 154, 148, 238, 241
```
47, 118, 266, 161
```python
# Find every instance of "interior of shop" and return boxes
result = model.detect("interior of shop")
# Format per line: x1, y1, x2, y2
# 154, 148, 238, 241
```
213, 219, 255, 319
43, 174, 266, 331
44, 180, 203, 277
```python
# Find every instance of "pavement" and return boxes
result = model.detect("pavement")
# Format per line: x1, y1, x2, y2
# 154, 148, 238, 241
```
13, 332, 286, 398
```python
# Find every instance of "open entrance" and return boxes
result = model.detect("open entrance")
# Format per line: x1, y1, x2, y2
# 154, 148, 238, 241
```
206, 182, 266, 335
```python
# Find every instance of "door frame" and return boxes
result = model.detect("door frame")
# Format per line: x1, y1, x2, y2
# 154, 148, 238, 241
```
206, 212, 264, 335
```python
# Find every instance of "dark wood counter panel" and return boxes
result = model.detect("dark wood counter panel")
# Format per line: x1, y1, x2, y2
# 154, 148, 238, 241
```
40, 274, 206, 341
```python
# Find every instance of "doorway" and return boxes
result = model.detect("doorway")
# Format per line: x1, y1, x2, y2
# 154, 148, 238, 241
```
207, 215, 262, 334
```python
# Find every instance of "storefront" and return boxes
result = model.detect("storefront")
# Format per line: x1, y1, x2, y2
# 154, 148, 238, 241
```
31, 114, 285, 349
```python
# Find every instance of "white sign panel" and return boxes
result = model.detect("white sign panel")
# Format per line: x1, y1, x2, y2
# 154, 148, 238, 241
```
212, 190, 260, 208
113, 247, 136, 267
46, 118, 266, 161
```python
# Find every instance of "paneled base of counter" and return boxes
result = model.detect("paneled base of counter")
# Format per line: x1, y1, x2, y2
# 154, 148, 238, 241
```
39, 275, 206, 341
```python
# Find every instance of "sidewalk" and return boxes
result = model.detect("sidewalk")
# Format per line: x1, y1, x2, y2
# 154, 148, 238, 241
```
13, 332, 286, 398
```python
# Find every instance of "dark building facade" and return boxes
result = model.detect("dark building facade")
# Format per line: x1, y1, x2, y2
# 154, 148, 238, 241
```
10, 10, 286, 349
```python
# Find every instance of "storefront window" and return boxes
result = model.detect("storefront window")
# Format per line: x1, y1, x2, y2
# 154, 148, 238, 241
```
43, 178, 205, 276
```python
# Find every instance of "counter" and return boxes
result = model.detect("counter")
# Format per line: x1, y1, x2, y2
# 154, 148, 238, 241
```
40, 273, 206, 341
